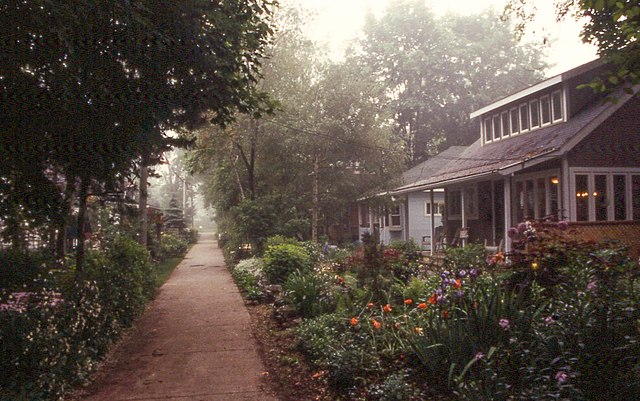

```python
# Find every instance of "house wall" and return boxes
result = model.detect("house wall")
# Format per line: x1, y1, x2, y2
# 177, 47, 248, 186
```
570, 221, 640, 258
406, 191, 444, 248
568, 97, 640, 167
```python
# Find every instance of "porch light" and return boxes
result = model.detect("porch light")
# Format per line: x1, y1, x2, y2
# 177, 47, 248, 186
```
550, 177, 559, 185
593, 192, 598, 197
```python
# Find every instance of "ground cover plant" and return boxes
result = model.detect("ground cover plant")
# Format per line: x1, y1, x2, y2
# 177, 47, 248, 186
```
233, 225, 640, 400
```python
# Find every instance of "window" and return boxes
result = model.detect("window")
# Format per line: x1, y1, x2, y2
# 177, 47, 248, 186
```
465, 186, 477, 217
540, 95, 551, 125
575, 174, 589, 221
483, 118, 492, 142
449, 190, 462, 217
552, 90, 563, 121
614, 175, 626, 221
519, 103, 529, 132
390, 205, 401, 227
425, 202, 444, 216
492, 114, 501, 141
530, 99, 540, 128
501, 111, 510, 138
572, 171, 640, 222
514, 173, 561, 221
510, 108, 519, 134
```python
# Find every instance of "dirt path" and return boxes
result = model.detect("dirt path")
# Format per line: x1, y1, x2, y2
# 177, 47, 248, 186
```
73, 233, 278, 401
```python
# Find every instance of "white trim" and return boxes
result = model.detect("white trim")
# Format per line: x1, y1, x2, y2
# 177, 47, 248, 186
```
529, 98, 540, 129
501, 111, 510, 139
519, 103, 530, 133
551, 89, 564, 122
540, 94, 552, 126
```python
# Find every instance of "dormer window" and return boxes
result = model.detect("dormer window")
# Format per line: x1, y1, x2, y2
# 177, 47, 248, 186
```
481, 89, 565, 144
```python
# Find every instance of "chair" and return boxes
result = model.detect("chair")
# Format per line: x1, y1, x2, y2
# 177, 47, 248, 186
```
484, 238, 504, 254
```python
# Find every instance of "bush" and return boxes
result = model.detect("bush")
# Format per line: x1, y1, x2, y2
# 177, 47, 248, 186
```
85, 235, 155, 328
182, 227, 199, 244
0, 249, 53, 290
296, 313, 345, 366
284, 270, 334, 318
158, 233, 188, 259
232, 257, 264, 301
263, 243, 312, 284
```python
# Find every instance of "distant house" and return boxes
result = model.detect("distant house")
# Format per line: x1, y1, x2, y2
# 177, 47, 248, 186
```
414, 59, 640, 255
350, 146, 467, 249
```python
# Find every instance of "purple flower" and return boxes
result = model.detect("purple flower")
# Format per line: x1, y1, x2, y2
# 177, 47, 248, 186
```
436, 288, 443, 296
458, 270, 467, 277
557, 220, 569, 231
455, 290, 464, 298
517, 222, 527, 234
586, 281, 597, 292
469, 269, 478, 278
555, 371, 568, 384
498, 318, 510, 331
507, 227, 518, 238
475, 352, 484, 360
544, 316, 556, 325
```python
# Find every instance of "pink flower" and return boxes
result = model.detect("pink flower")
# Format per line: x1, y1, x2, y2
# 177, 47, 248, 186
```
517, 222, 527, 234
507, 227, 518, 238
555, 370, 568, 384
498, 318, 510, 331
475, 352, 484, 360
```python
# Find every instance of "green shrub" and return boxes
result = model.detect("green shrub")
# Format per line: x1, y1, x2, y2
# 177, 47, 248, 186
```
85, 235, 155, 327
368, 370, 424, 401
182, 228, 199, 244
264, 235, 300, 249
296, 313, 345, 366
0, 249, 53, 290
284, 270, 334, 318
444, 244, 487, 272
158, 233, 188, 259
263, 243, 312, 284
232, 258, 264, 301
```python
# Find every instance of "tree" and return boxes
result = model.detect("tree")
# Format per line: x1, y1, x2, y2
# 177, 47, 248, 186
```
355, 1, 547, 160
506, 0, 640, 94
0, 0, 276, 268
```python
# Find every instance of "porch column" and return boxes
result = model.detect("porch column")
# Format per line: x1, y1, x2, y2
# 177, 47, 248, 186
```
561, 155, 570, 221
404, 195, 410, 241
430, 189, 435, 256
504, 176, 512, 253
461, 187, 467, 247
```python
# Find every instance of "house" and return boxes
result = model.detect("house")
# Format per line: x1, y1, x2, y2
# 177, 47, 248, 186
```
350, 146, 467, 248
415, 59, 640, 256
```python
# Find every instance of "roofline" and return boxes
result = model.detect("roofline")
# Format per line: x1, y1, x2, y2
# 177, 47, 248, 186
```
420, 171, 499, 190
470, 58, 602, 119
390, 187, 444, 196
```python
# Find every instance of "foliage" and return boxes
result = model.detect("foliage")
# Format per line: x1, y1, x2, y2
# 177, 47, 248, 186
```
506, 0, 640, 96
232, 257, 265, 301
0, 249, 53, 291
158, 233, 189, 260
262, 243, 312, 284
284, 270, 334, 318
444, 244, 489, 273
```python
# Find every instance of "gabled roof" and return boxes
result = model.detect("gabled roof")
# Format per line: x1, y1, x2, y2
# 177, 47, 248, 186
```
389, 146, 467, 195
418, 89, 637, 189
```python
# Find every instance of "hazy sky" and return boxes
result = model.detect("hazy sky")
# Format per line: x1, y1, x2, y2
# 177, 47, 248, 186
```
292, 0, 598, 77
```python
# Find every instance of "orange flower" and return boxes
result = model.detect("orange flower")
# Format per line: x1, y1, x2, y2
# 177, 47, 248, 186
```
428, 293, 438, 305
367, 302, 375, 309
453, 279, 462, 289
442, 310, 450, 319
404, 299, 413, 305
414, 327, 423, 334
417, 302, 427, 309
371, 319, 382, 329
383, 304, 393, 313
350, 317, 359, 326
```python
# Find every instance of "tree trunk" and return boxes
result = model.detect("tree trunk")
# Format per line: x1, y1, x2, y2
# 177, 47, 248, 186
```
139, 153, 149, 247
312, 154, 319, 243
75, 176, 89, 274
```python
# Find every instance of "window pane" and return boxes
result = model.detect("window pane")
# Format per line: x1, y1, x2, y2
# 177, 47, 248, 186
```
515, 181, 524, 222
541, 95, 551, 124
576, 174, 589, 221
594, 174, 608, 221
537, 178, 546, 219
520, 104, 529, 131
501, 112, 510, 138
530, 99, 540, 128
450, 191, 462, 216
425, 202, 431, 215
484, 118, 492, 142
550, 176, 559, 218
492, 115, 501, 141
633, 175, 640, 220
526, 180, 534, 219
390, 205, 401, 226
552, 91, 563, 121
614, 175, 627, 220
510, 108, 519, 134
465, 187, 477, 216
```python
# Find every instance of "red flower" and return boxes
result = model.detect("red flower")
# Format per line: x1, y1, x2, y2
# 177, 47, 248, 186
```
417, 302, 427, 309
383, 304, 393, 313
453, 279, 462, 289
404, 299, 413, 305
367, 302, 375, 309
350, 317, 359, 326
428, 293, 438, 305
371, 319, 382, 330
442, 310, 450, 319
